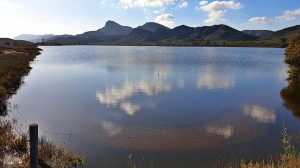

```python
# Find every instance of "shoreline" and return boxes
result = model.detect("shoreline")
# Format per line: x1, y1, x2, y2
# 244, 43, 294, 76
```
0, 42, 41, 114
38, 43, 286, 49
0, 42, 84, 167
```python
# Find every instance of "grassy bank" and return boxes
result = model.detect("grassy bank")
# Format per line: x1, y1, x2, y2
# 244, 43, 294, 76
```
0, 42, 84, 167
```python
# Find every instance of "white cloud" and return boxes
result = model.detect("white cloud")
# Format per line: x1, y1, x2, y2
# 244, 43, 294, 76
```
248, 17, 272, 23
249, 8, 300, 24
152, 8, 165, 14
178, 1, 188, 9
0, 0, 24, 8
205, 10, 226, 23
197, 0, 243, 24
275, 8, 300, 22
285, 8, 300, 15
199, 0, 242, 12
199, 1, 208, 6
276, 15, 295, 22
154, 14, 176, 28
100, 0, 106, 5
118, 0, 174, 9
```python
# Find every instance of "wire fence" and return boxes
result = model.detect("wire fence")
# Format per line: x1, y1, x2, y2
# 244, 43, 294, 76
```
3, 106, 300, 168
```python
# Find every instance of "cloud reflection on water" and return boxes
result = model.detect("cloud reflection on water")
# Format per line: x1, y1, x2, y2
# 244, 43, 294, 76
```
154, 65, 172, 77
244, 105, 276, 123
206, 125, 233, 138
102, 121, 121, 136
96, 79, 171, 116
197, 67, 235, 90
120, 103, 140, 116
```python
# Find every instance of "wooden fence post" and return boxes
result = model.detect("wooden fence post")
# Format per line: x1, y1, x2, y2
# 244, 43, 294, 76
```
29, 124, 38, 168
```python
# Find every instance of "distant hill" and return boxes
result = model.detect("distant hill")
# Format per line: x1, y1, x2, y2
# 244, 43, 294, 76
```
43, 20, 300, 47
47, 34, 123, 44
14, 34, 56, 43
78, 20, 133, 37
138, 22, 170, 32
119, 24, 258, 44
48, 21, 133, 44
263, 25, 300, 40
242, 30, 273, 38
120, 28, 152, 42
201, 24, 259, 41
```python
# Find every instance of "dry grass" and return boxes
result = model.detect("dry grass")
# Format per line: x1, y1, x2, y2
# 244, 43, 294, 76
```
0, 116, 84, 167
0, 44, 41, 114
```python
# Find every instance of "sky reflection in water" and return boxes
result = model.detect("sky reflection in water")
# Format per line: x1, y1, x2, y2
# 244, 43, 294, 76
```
9, 46, 298, 166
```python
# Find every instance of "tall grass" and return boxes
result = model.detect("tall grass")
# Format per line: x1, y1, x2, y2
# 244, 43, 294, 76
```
240, 128, 300, 167
0, 49, 39, 114
0, 112, 84, 167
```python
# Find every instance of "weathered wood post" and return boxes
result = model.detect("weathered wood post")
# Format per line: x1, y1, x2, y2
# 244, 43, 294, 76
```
29, 124, 38, 168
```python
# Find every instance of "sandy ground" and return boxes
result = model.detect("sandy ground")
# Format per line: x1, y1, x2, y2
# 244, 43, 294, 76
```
0, 49, 25, 55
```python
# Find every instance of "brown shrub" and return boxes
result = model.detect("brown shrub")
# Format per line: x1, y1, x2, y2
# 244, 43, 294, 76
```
285, 35, 300, 66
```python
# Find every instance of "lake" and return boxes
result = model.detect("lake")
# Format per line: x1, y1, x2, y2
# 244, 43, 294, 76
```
9, 46, 300, 167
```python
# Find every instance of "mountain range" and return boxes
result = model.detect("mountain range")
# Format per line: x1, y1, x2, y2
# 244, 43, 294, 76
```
14, 21, 300, 47
14, 34, 56, 43
242, 30, 273, 38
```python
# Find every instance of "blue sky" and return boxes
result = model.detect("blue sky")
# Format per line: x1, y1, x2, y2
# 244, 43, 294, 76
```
0, 0, 299, 38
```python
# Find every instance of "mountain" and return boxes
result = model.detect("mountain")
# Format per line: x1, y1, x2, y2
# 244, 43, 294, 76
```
14, 34, 56, 43
242, 30, 273, 38
44, 20, 299, 46
120, 24, 258, 44
263, 25, 300, 40
77, 20, 133, 37
47, 34, 123, 44
138, 22, 170, 32
198, 24, 258, 41
48, 21, 133, 44
101, 20, 133, 36
120, 28, 152, 42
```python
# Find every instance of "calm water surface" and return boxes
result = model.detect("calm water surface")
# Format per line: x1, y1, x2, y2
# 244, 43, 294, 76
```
10, 46, 299, 167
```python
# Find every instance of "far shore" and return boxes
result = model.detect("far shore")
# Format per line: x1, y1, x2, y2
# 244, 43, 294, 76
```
37, 41, 287, 48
